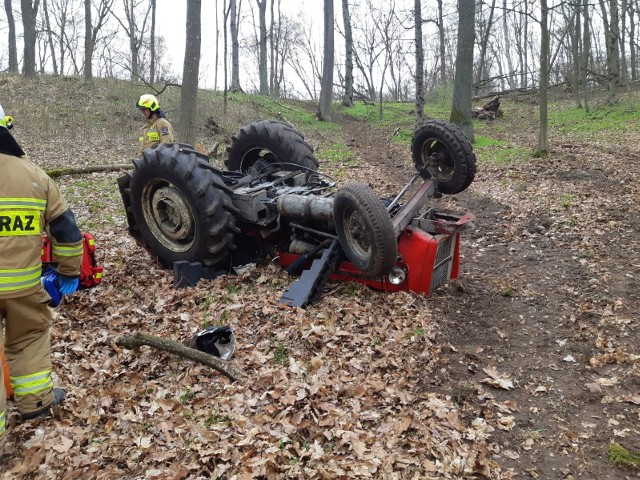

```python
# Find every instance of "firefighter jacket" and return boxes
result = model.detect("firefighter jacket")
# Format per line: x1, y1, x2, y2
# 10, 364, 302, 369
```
138, 117, 174, 154
0, 151, 82, 299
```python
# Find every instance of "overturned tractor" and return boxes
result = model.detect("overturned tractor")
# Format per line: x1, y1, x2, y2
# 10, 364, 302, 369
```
117, 119, 476, 307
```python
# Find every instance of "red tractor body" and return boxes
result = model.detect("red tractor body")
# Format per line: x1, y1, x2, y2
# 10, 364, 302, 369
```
279, 209, 474, 296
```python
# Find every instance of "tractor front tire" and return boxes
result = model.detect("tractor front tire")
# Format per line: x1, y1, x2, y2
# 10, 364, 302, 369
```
225, 119, 319, 175
411, 120, 477, 194
128, 143, 239, 267
333, 183, 398, 278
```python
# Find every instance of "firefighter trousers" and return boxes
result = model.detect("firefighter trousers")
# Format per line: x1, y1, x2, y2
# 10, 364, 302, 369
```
0, 288, 56, 436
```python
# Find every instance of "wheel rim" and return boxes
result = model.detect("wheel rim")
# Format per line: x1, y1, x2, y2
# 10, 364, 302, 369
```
141, 179, 196, 253
420, 138, 455, 181
342, 207, 371, 260
240, 148, 279, 172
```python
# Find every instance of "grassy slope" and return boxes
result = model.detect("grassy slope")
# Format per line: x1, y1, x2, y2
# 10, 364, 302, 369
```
4, 72, 640, 238
4, 73, 640, 168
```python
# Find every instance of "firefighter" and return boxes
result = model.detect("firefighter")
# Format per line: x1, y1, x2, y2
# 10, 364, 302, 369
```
136, 94, 174, 155
0, 103, 83, 438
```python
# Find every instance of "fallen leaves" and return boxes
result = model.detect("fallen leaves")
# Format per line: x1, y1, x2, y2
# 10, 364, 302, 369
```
3, 80, 640, 480
481, 365, 514, 390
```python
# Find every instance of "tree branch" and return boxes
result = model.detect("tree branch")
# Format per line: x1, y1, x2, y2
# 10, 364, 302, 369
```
116, 332, 245, 383
46, 163, 133, 179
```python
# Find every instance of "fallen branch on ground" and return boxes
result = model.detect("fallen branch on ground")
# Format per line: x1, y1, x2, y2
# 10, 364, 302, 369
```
116, 332, 245, 383
46, 164, 132, 179
387, 127, 401, 143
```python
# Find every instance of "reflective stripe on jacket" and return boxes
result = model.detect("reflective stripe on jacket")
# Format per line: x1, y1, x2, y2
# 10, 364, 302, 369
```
0, 152, 82, 299
138, 117, 174, 154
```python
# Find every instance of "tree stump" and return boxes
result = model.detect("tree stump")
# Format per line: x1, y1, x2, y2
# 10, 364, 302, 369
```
473, 95, 503, 120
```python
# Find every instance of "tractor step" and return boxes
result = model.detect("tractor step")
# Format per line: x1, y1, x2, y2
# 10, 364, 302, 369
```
279, 239, 341, 308
173, 261, 229, 288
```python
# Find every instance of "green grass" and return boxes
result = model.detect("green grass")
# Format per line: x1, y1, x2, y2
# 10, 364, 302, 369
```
500, 286, 517, 297
204, 411, 232, 428
179, 389, 195, 405
609, 443, 640, 470
318, 142, 357, 165
474, 135, 530, 165
548, 101, 640, 135
273, 343, 287, 364
560, 193, 576, 209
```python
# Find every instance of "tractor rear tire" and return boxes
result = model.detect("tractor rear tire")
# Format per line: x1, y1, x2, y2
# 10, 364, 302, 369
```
333, 183, 398, 277
411, 120, 477, 194
225, 119, 319, 175
128, 143, 240, 267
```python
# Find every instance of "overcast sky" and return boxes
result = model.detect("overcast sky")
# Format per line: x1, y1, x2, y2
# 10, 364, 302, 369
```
156, 0, 325, 89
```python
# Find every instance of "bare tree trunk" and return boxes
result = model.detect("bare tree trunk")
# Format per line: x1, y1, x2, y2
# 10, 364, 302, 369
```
84, 0, 114, 85
42, 0, 59, 75
110, 0, 151, 81
223, 0, 230, 114
270, 0, 282, 97
629, 0, 637, 81
581, 0, 591, 111
414, 0, 425, 124
607, 0, 621, 101
318, 0, 334, 121
474, 0, 495, 94
256, 0, 268, 94
610, 0, 622, 88
180, 0, 202, 145
620, 0, 628, 84
150, 0, 156, 84
4, 0, 19, 72
437, 0, 446, 84
570, 5, 582, 107
450, 0, 475, 142
269, 0, 275, 95
502, 0, 515, 89
519, 0, 530, 88
341, 0, 354, 106
230, 0, 242, 91
84, 0, 92, 84
127, 0, 136, 79
20, 0, 40, 77
214, 0, 220, 90
537, 0, 549, 156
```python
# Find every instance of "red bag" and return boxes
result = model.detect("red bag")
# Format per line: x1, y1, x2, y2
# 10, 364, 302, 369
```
42, 232, 104, 289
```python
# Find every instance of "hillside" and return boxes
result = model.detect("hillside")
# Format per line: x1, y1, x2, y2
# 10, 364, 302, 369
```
1, 74, 639, 479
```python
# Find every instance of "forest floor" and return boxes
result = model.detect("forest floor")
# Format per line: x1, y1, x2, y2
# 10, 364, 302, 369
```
0, 78, 638, 479
330, 101, 640, 480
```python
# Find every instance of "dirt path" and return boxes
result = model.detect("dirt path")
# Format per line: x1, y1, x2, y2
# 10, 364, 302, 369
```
331, 111, 640, 479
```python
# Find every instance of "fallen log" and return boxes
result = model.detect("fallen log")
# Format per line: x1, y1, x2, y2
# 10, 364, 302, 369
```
46, 163, 132, 179
116, 332, 245, 383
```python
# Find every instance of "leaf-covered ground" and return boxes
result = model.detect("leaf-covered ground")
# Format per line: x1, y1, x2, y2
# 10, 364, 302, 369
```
1, 77, 638, 479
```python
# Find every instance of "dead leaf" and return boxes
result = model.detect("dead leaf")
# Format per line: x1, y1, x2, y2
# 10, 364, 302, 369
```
50, 436, 74, 453
585, 383, 602, 394
481, 365, 514, 390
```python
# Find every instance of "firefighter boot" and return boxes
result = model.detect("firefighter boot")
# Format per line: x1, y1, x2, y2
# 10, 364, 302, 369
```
21, 388, 66, 421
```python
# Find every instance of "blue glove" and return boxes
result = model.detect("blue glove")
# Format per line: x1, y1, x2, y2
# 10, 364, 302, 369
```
41, 269, 62, 307
57, 276, 79, 295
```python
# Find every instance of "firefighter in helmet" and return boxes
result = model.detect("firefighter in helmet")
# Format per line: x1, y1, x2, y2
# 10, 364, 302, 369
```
136, 94, 174, 155
0, 103, 83, 436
